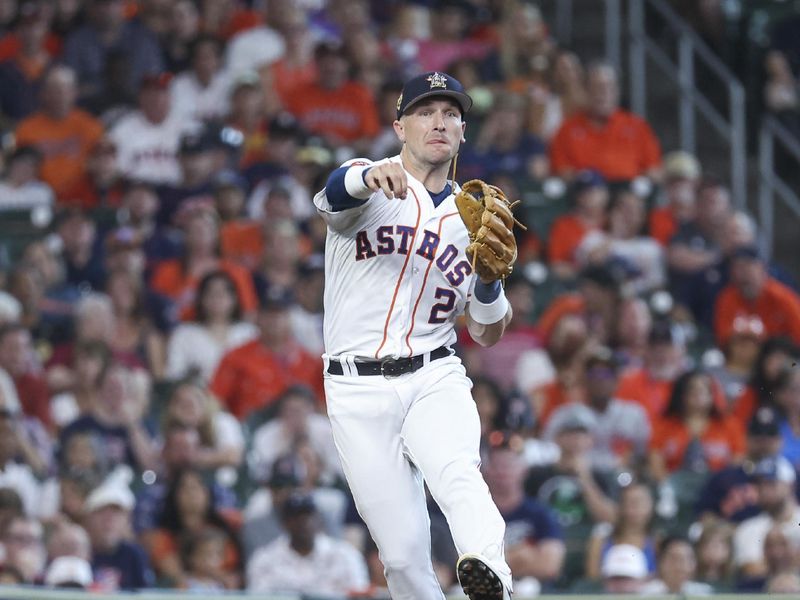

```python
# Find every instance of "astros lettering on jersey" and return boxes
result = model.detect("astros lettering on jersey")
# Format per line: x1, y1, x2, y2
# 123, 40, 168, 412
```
313, 156, 476, 361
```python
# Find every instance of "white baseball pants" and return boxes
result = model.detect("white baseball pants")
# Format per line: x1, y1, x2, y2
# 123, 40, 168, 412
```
324, 356, 511, 600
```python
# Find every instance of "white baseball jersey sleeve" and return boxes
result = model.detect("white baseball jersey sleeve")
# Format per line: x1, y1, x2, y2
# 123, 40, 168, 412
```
314, 156, 476, 360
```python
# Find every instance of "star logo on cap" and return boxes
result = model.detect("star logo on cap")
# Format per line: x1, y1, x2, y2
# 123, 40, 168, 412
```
427, 72, 448, 89
396, 93, 403, 111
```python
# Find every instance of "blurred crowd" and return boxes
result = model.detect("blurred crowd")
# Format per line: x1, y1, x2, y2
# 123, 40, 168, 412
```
0, 0, 799, 596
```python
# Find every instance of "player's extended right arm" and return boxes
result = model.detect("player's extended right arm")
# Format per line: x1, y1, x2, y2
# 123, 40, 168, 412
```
325, 161, 409, 209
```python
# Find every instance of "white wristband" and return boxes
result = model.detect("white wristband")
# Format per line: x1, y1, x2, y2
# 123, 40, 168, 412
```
344, 165, 373, 200
469, 288, 509, 325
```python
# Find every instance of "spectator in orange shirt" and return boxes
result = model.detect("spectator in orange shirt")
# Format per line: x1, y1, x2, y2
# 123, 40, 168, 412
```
14, 65, 104, 199
150, 203, 258, 321
227, 74, 269, 168
649, 151, 701, 246
715, 246, 800, 347
60, 137, 126, 210
269, 7, 316, 107
547, 170, 609, 279
210, 292, 324, 420
617, 320, 690, 423
649, 369, 744, 481
549, 61, 662, 182
285, 40, 380, 155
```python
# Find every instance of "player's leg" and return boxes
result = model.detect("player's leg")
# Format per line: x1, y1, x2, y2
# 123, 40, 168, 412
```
324, 376, 446, 600
400, 360, 512, 595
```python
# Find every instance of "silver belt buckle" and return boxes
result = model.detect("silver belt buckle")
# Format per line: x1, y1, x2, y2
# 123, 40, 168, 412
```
380, 357, 400, 379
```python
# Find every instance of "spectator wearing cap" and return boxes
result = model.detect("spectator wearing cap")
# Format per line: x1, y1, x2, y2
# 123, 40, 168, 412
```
526, 402, 618, 581
482, 436, 565, 589
649, 150, 701, 246
62, 0, 164, 101
14, 65, 104, 199
144, 468, 241, 589
616, 319, 689, 421
641, 535, 713, 595
732, 455, 800, 579
285, 40, 380, 154
210, 290, 323, 420
109, 73, 198, 186
549, 61, 662, 182
215, 170, 264, 271
164, 270, 257, 383
708, 315, 766, 409
246, 491, 369, 595
170, 35, 231, 123
548, 349, 651, 471
85, 479, 154, 591
44, 556, 94, 589
290, 256, 326, 357
547, 170, 609, 279
600, 543, 648, 594
115, 182, 182, 268
0, 145, 53, 210
150, 204, 258, 322
59, 137, 125, 210
696, 406, 792, 524
666, 176, 733, 326
714, 246, 800, 347
576, 185, 666, 295
649, 369, 744, 482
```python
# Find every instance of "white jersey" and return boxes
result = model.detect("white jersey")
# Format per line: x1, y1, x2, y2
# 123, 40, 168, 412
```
314, 156, 476, 360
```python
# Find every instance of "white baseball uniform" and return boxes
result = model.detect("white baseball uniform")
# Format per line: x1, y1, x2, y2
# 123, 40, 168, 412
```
314, 156, 512, 600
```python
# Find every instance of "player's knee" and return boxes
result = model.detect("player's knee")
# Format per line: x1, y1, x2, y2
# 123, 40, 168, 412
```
381, 536, 431, 573
430, 458, 485, 506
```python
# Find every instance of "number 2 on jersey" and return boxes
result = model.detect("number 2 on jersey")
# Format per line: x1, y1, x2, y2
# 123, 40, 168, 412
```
428, 287, 456, 324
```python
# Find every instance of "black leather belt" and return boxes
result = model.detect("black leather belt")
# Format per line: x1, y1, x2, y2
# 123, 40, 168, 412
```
327, 346, 452, 377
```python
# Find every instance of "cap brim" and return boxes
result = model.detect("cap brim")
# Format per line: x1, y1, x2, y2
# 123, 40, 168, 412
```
400, 90, 473, 118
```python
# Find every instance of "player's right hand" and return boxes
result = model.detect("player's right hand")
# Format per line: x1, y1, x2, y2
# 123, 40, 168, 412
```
364, 163, 408, 199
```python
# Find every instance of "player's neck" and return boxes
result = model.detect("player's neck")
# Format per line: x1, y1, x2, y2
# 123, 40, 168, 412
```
400, 146, 451, 195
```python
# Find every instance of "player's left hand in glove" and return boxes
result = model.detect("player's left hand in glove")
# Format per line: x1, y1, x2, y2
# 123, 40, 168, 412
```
455, 179, 526, 282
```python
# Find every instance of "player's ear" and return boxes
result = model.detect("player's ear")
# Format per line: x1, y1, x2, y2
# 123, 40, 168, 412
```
461, 123, 467, 143
393, 119, 405, 143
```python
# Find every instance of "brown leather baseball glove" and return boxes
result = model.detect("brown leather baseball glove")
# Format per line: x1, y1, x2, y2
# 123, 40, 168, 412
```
454, 179, 526, 282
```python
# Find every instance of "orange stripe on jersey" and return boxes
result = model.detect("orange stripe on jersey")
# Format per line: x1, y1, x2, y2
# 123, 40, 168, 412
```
404, 212, 460, 356
374, 190, 422, 359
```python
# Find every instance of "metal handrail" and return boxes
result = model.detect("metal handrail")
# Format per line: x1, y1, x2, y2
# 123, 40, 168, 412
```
758, 116, 800, 259
628, 0, 748, 209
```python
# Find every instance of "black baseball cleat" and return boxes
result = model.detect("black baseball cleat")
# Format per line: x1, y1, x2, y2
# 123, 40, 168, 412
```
456, 554, 511, 600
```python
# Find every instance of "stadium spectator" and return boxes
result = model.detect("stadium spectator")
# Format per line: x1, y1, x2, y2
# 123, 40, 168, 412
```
641, 535, 713, 595
59, 363, 157, 473
179, 528, 230, 591
0, 145, 53, 210
161, 380, 243, 472
226, 73, 269, 168
649, 369, 744, 480
268, 6, 316, 107
251, 218, 304, 303
170, 35, 231, 123
774, 367, 800, 469
150, 204, 258, 321
648, 150, 701, 246
714, 245, 800, 347
214, 171, 260, 267
754, 525, 800, 592
732, 455, 800, 580
211, 292, 323, 420
44, 555, 94, 589
0, 367, 51, 476
547, 347, 651, 471
2, 515, 46, 583
285, 40, 380, 153
764, 50, 798, 116
223, 1, 284, 79
0, 408, 45, 516
144, 467, 241, 589
165, 271, 257, 383
0, 0, 53, 121
109, 72, 195, 186
483, 435, 565, 589
547, 50, 588, 138
586, 482, 656, 580
696, 406, 787, 524
46, 521, 92, 562
415, 0, 494, 73
694, 521, 734, 588
55, 208, 105, 291
199, 0, 262, 42
708, 314, 765, 408
547, 171, 609, 279
49, 340, 111, 430
162, 0, 199, 73
246, 491, 369, 595
53, 470, 98, 527
613, 297, 653, 369
667, 176, 732, 326
617, 319, 689, 422
576, 185, 666, 294
115, 183, 181, 267
15, 65, 104, 199
549, 61, 662, 182
84, 479, 154, 590
0, 323, 51, 428
60, 137, 125, 210
62, 0, 163, 101
288, 256, 325, 357
599, 543, 648, 594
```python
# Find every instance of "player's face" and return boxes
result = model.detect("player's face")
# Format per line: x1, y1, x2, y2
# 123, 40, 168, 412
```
394, 98, 465, 167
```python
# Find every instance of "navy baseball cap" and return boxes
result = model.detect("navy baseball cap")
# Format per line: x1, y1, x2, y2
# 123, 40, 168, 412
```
572, 169, 607, 195
396, 71, 473, 120
748, 407, 780, 437
753, 455, 796, 483
282, 491, 317, 517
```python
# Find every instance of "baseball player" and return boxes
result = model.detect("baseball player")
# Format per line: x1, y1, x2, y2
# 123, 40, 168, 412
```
313, 72, 518, 599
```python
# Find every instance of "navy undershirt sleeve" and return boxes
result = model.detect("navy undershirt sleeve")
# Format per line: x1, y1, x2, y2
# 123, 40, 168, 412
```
325, 166, 370, 212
